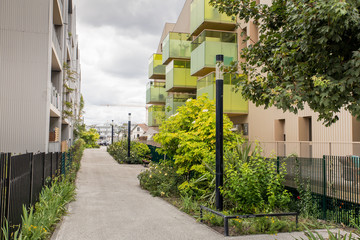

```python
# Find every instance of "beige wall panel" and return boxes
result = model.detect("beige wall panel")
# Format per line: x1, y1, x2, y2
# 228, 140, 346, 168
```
0, 0, 52, 153
173, 0, 191, 33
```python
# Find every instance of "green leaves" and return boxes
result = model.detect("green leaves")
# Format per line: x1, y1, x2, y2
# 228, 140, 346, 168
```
211, 0, 360, 126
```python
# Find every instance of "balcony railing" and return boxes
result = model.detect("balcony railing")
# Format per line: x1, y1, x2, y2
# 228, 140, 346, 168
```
52, 26, 62, 60
146, 81, 167, 104
190, 0, 236, 36
165, 93, 196, 118
162, 32, 191, 65
166, 60, 197, 92
197, 72, 248, 115
51, 83, 61, 111
148, 54, 165, 79
191, 30, 238, 76
148, 105, 165, 127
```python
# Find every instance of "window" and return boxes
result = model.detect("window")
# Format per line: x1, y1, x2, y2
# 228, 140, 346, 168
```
137, 127, 140, 131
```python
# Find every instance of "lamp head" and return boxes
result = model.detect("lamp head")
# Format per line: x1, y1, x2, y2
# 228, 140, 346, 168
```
216, 54, 224, 80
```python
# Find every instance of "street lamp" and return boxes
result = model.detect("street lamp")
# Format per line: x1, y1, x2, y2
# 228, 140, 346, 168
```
128, 113, 131, 158
111, 120, 114, 145
215, 54, 224, 211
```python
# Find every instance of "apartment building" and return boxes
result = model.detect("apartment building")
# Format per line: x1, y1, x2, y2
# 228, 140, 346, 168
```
146, 0, 360, 158
0, 0, 82, 153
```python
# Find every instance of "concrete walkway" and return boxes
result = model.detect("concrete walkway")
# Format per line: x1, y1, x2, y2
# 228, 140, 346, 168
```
51, 148, 350, 240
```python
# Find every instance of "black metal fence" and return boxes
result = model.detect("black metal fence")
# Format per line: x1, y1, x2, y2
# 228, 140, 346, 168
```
0, 151, 73, 237
278, 156, 360, 226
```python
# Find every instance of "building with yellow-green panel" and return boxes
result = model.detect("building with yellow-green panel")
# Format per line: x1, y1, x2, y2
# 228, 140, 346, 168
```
146, 0, 360, 159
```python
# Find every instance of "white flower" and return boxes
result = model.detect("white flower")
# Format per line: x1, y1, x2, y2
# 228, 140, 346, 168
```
202, 109, 208, 112
186, 99, 192, 102
174, 112, 179, 116
192, 121, 196, 124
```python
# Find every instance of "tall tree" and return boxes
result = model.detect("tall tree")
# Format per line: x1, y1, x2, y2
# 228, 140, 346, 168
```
210, 0, 360, 126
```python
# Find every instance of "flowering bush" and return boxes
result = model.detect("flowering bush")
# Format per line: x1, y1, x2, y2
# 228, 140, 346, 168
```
107, 140, 150, 164
138, 162, 183, 197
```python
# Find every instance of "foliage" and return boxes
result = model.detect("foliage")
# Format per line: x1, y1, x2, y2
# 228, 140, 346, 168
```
154, 95, 240, 181
298, 225, 359, 240
2, 140, 85, 240
138, 162, 183, 197
79, 128, 100, 148
107, 140, 150, 164
292, 156, 321, 219
221, 143, 291, 214
209, 0, 360, 126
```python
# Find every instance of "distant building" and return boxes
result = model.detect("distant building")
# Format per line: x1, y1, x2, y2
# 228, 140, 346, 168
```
0, 0, 82, 153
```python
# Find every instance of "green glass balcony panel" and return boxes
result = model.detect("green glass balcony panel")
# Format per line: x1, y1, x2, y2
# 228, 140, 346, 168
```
190, 0, 236, 36
165, 93, 196, 118
148, 105, 165, 127
148, 53, 165, 79
146, 81, 167, 104
162, 32, 192, 65
166, 60, 197, 92
191, 30, 237, 76
197, 72, 248, 114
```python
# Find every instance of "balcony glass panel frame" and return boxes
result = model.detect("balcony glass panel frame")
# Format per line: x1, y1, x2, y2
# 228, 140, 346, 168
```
148, 105, 165, 127
197, 72, 248, 114
191, 30, 238, 76
162, 32, 192, 65
165, 93, 196, 118
146, 81, 167, 104
190, 0, 236, 36
165, 60, 197, 92
148, 54, 166, 79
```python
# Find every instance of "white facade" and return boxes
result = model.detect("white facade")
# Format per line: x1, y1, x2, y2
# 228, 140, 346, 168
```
0, 0, 82, 153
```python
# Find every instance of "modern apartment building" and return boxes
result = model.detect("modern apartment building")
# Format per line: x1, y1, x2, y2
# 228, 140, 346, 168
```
146, 0, 360, 158
0, 0, 82, 153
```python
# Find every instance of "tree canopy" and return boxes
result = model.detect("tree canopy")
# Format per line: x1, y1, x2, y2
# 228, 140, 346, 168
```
210, 0, 360, 126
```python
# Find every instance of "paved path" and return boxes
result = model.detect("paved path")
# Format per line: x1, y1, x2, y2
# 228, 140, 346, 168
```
51, 148, 350, 240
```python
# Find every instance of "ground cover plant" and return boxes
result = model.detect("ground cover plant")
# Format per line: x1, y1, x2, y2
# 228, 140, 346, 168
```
2, 139, 85, 240
107, 140, 150, 164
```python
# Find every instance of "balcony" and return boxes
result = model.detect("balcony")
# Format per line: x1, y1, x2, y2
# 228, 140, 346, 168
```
162, 32, 191, 65
148, 105, 165, 127
197, 72, 248, 115
191, 30, 238, 76
148, 54, 165, 79
53, 0, 64, 25
165, 93, 196, 118
190, 0, 236, 36
165, 60, 197, 92
146, 81, 167, 104
52, 26, 62, 71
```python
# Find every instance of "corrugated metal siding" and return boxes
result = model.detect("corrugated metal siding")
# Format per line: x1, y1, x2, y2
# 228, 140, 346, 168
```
0, 0, 52, 153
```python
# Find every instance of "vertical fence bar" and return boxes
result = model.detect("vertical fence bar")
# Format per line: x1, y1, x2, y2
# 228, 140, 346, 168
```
322, 155, 327, 220
5, 153, 11, 239
29, 153, 34, 206
277, 157, 280, 174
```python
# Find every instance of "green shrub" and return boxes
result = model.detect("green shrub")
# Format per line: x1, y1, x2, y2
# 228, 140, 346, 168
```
79, 128, 100, 148
108, 140, 150, 164
138, 162, 183, 197
221, 143, 291, 214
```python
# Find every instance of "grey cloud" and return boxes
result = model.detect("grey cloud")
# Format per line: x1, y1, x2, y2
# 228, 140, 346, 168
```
77, 0, 185, 34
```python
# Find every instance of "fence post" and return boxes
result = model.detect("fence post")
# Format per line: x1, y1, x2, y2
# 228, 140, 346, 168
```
5, 153, 11, 239
29, 153, 34, 206
42, 153, 45, 186
322, 155, 327, 220
277, 157, 280, 174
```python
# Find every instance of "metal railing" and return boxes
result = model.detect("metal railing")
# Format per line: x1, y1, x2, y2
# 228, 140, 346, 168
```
277, 156, 360, 226
51, 83, 61, 111
250, 141, 360, 158
52, 26, 62, 59
0, 151, 73, 238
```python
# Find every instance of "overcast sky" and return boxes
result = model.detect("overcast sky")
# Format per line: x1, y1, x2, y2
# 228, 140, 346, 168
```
76, 0, 185, 126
